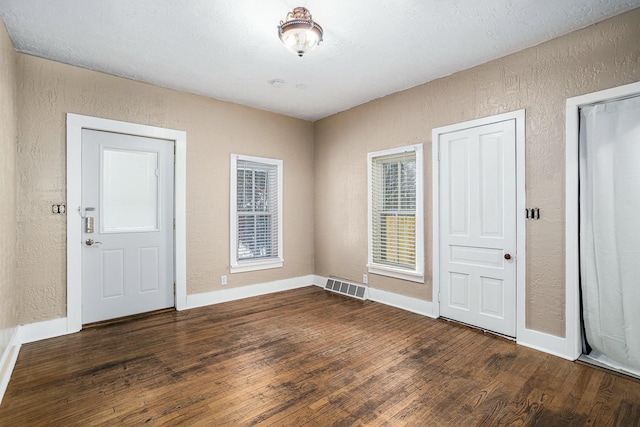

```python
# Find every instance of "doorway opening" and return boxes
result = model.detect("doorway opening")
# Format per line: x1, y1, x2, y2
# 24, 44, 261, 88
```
566, 82, 640, 379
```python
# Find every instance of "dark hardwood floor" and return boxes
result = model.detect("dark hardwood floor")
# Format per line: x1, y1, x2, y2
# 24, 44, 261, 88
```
1, 286, 639, 426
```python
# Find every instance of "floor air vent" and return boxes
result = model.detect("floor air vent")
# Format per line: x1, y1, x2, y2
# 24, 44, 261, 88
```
325, 277, 368, 300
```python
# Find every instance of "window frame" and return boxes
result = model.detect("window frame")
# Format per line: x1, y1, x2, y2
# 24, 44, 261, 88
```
367, 144, 424, 283
230, 154, 283, 273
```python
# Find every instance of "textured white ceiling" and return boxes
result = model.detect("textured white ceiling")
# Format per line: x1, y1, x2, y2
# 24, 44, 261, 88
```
1, 1, 638, 121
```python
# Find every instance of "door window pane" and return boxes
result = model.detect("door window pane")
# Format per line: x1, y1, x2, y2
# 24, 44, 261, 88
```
103, 148, 159, 232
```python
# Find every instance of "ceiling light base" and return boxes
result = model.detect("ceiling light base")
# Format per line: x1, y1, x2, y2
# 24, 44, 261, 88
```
278, 7, 323, 57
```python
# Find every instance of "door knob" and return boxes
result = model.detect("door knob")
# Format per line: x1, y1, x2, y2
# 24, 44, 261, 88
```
504, 253, 512, 260
85, 239, 102, 246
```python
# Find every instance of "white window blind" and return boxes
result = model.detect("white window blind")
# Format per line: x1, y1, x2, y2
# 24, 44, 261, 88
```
231, 155, 283, 273
368, 145, 424, 282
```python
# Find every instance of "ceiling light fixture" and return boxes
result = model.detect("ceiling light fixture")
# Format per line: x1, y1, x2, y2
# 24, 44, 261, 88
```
277, 7, 323, 57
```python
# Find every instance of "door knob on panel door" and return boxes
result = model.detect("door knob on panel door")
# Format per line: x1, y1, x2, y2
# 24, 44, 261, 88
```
85, 239, 102, 246
504, 253, 512, 260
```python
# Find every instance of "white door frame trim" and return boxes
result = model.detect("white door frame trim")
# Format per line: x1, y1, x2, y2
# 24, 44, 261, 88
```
431, 110, 526, 338
565, 81, 640, 360
66, 114, 187, 333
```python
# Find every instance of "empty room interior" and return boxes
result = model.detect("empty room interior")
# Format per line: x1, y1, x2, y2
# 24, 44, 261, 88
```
1, 1, 640, 425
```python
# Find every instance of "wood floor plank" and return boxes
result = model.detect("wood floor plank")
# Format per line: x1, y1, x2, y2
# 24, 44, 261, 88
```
1, 286, 639, 426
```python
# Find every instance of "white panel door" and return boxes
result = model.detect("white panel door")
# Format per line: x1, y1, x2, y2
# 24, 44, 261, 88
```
81, 129, 174, 324
439, 120, 516, 336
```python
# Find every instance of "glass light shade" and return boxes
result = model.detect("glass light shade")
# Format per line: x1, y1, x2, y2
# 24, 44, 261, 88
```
278, 7, 323, 57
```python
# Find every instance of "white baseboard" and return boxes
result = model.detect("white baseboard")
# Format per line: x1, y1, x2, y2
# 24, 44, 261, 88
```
0, 327, 21, 405
20, 317, 71, 344
368, 287, 436, 318
184, 274, 316, 310
517, 327, 577, 361
314, 275, 436, 318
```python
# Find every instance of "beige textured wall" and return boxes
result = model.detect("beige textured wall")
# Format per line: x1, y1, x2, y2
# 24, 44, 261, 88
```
16, 56, 314, 324
314, 9, 640, 337
0, 20, 18, 354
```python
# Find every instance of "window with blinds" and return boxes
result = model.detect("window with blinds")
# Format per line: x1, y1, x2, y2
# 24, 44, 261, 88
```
368, 144, 424, 282
230, 154, 283, 273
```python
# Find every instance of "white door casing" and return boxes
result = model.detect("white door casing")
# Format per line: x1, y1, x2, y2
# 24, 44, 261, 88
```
432, 110, 525, 339
67, 114, 187, 333
81, 130, 174, 324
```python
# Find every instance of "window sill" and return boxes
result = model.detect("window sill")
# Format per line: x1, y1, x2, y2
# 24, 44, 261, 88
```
367, 264, 424, 283
230, 259, 283, 274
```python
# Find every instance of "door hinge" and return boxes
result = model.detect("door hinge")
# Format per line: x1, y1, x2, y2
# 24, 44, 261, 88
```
438, 292, 441, 302
173, 282, 176, 294
173, 145, 176, 163
173, 218, 176, 230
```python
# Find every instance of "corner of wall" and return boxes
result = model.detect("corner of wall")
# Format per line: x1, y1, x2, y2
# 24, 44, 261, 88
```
0, 14, 20, 401
0, 327, 21, 405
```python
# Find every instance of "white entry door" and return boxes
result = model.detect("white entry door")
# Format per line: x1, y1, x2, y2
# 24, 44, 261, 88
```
438, 119, 517, 337
81, 129, 174, 324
